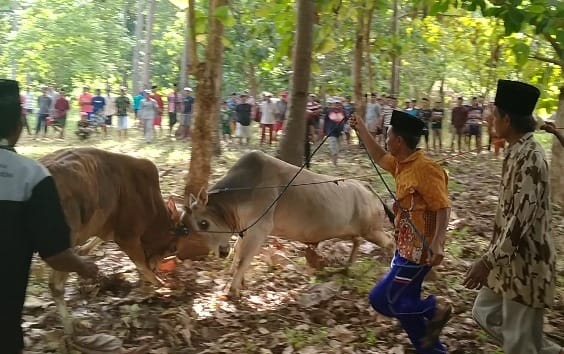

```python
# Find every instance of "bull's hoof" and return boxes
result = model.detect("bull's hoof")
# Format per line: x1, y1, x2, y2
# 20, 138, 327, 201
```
224, 285, 240, 300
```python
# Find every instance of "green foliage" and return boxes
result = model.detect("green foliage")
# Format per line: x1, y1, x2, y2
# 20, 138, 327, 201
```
284, 327, 328, 349
0, 0, 560, 116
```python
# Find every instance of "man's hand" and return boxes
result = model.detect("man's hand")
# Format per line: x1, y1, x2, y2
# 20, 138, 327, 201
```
463, 259, 490, 289
349, 115, 361, 130
427, 243, 444, 267
540, 121, 558, 135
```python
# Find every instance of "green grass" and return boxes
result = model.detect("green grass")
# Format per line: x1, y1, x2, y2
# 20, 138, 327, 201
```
284, 327, 328, 349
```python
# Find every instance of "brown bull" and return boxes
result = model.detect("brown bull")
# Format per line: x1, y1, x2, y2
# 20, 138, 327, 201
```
39, 148, 211, 334
178, 151, 394, 298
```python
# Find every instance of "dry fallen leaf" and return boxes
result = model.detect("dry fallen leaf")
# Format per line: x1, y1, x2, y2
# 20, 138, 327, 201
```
71, 334, 123, 354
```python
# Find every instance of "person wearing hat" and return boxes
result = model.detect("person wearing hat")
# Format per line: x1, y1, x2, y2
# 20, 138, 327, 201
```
464, 80, 562, 354
351, 109, 451, 353
0, 80, 99, 353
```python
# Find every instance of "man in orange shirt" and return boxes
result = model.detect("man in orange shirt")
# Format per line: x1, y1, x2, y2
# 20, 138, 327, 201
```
351, 110, 451, 353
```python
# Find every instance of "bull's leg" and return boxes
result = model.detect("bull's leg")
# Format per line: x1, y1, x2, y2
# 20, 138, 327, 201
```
228, 221, 272, 298
347, 237, 361, 267
229, 237, 243, 275
49, 270, 73, 335
116, 237, 163, 286
75, 237, 103, 256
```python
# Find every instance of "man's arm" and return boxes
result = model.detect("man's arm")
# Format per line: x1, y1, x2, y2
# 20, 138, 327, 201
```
541, 122, 564, 148
26, 175, 98, 278
428, 208, 451, 265
352, 116, 389, 166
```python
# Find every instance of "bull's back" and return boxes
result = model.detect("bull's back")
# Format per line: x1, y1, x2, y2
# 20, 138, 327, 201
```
39, 148, 164, 244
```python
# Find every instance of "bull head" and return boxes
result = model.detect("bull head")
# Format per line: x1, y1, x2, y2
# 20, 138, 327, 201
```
166, 197, 191, 237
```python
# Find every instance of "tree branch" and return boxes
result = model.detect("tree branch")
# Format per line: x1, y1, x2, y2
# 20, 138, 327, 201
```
544, 33, 563, 61
530, 54, 563, 66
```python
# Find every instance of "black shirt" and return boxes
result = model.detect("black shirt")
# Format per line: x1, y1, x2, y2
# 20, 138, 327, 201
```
0, 147, 70, 352
183, 96, 194, 114
235, 103, 252, 126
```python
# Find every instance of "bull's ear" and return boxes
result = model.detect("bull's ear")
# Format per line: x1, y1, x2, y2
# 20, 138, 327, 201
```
196, 187, 208, 206
167, 196, 180, 222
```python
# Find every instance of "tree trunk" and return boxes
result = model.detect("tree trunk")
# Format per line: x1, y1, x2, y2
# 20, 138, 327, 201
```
212, 52, 223, 157
364, 4, 375, 94
179, 7, 190, 90
131, 0, 145, 93
184, 0, 227, 200
142, 0, 156, 89
353, 7, 365, 122
277, 0, 316, 166
390, 0, 400, 97
248, 63, 259, 98
551, 85, 564, 213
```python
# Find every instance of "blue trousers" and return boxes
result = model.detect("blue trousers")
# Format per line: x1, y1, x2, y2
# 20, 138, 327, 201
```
369, 252, 446, 353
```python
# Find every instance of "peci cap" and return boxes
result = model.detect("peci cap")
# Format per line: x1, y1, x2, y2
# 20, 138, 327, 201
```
0, 79, 22, 135
494, 79, 540, 116
390, 109, 425, 136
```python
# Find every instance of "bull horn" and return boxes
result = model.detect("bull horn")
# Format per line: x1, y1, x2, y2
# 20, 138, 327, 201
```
196, 187, 208, 206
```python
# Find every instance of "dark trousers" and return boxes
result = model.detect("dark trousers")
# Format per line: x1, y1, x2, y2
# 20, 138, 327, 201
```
369, 252, 446, 353
35, 113, 49, 134
21, 113, 31, 134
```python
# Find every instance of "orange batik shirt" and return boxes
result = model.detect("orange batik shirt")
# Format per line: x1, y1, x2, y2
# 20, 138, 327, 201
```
380, 150, 450, 264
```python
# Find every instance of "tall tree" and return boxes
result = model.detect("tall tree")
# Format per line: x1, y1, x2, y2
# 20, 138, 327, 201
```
390, 0, 400, 96
183, 0, 229, 200
132, 0, 145, 93
277, 0, 316, 166
142, 0, 156, 88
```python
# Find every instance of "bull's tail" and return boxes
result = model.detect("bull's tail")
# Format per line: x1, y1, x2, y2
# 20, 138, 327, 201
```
365, 184, 395, 225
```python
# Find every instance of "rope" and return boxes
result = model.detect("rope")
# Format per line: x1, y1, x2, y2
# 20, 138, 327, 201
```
201, 113, 351, 237
356, 142, 434, 255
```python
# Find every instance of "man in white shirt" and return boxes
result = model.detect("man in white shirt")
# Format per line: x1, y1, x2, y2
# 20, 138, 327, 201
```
259, 92, 278, 145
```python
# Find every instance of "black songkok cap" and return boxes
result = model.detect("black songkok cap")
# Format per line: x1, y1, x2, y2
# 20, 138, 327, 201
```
0, 79, 21, 120
390, 109, 424, 136
494, 79, 540, 116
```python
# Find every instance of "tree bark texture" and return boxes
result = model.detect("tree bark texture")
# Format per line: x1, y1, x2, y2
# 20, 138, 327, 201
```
131, 0, 145, 93
353, 7, 365, 122
277, 0, 315, 166
364, 4, 375, 94
179, 7, 190, 90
